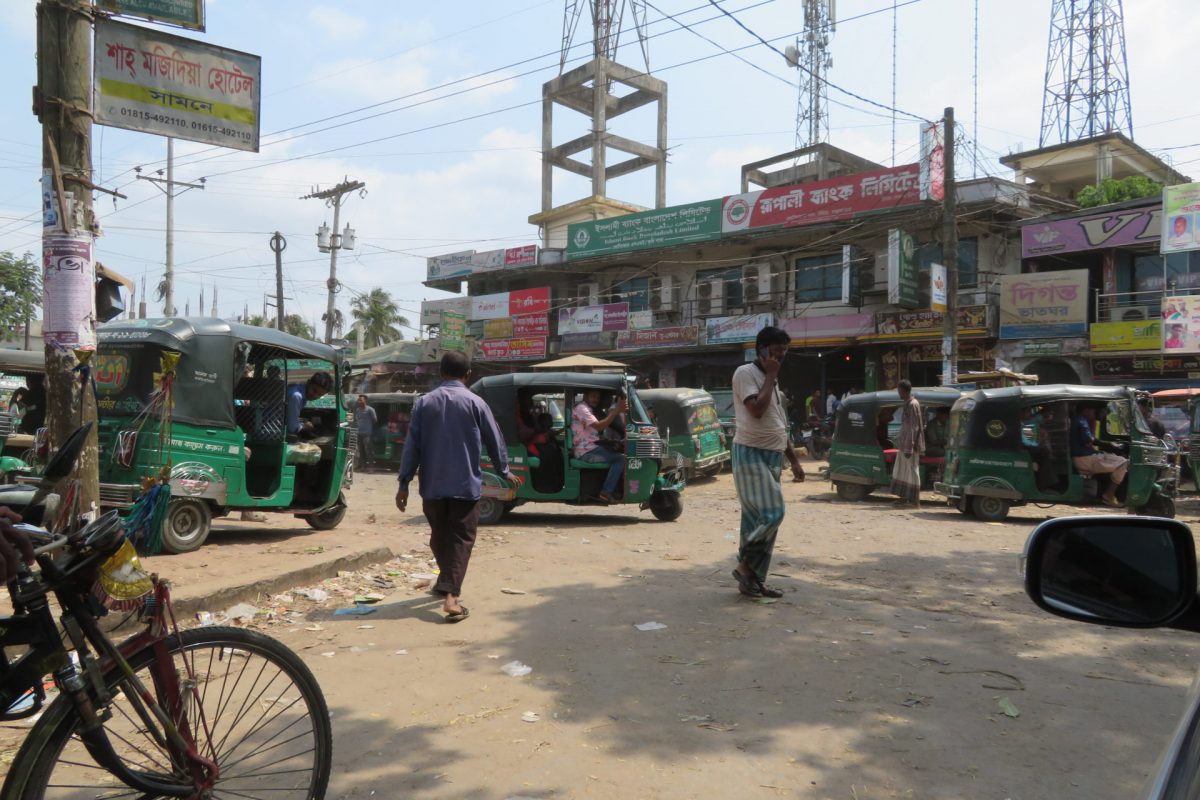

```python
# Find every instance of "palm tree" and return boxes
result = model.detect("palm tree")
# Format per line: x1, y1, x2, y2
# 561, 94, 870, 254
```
351, 288, 408, 349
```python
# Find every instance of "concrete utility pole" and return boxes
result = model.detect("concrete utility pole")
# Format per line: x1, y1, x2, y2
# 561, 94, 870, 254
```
35, 0, 99, 511
270, 232, 287, 331
302, 179, 364, 343
137, 138, 204, 315
941, 107, 959, 387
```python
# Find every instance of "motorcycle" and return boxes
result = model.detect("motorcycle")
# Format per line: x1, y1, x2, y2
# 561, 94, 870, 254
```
806, 414, 834, 460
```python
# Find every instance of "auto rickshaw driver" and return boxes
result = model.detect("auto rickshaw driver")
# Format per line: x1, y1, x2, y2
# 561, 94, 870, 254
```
572, 389, 629, 504
1071, 403, 1127, 507
287, 372, 334, 440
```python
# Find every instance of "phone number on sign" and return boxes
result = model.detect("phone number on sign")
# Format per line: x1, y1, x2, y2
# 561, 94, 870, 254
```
119, 107, 187, 129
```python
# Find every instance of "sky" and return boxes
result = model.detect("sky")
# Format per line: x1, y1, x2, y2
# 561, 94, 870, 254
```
0, 0, 1195, 338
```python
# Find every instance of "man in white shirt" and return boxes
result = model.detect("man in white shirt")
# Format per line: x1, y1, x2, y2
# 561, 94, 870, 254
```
729, 325, 806, 600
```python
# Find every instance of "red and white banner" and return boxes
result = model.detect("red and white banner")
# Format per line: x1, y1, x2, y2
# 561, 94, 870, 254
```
721, 163, 923, 234
504, 244, 539, 268
471, 291, 509, 320
509, 287, 551, 316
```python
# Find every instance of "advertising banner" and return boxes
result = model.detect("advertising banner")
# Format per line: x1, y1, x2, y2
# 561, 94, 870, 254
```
998, 269, 1089, 338
1090, 320, 1161, 352
841, 245, 863, 307
887, 229, 919, 308
876, 305, 988, 335
98, 0, 205, 31
919, 121, 945, 202
43, 234, 96, 349
780, 312, 874, 342
705, 313, 773, 344
1092, 353, 1200, 380
722, 163, 922, 235
471, 291, 509, 320
513, 314, 549, 337
1163, 184, 1200, 255
558, 303, 629, 334
1022, 205, 1161, 258
616, 326, 699, 350
94, 18, 260, 151
560, 332, 615, 352
504, 244, 539, 268
420, 296, 469, 327
440, 311, 466, 351
426, 250, 474, 281
930, 262, 947, 313
508, 287, 551, 316
470, 249, 504, 273
479, 337, 547, 361
1162, 296, 1200, 352
483, 318, 513, 340
566, 200, 722, 259
628, 310, 654, 330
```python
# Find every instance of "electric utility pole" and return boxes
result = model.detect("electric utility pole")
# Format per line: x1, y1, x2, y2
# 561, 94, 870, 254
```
137, 138, 204, 315
35, 0, 99, 511
303, 178, 365, 343
941, 107, 959, 387
270, 231, 287, 331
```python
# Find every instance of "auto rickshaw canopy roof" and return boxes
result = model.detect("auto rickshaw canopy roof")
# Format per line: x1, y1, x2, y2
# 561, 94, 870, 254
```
639, 388, 719, 434
0, 348, 45, 374
472, 371, 637, 444
951, 384, 1136, 453
834, 388, 960, 447
98, 317, 343, 430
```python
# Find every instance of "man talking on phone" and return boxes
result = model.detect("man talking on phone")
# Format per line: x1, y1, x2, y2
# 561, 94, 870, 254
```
729, 325, 805, 599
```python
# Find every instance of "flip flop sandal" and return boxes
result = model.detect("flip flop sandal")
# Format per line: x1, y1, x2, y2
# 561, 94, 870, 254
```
445, 606, 470, 622
732, 569, 762, 598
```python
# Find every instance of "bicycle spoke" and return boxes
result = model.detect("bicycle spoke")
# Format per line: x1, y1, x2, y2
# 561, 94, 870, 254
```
219, 719, 313, 774
210, 659, 281, 757
221, 742, 317, 782
218, 693, 308, 765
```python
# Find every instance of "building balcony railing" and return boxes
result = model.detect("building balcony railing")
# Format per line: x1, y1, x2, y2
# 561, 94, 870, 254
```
1095, 290, 1163, 324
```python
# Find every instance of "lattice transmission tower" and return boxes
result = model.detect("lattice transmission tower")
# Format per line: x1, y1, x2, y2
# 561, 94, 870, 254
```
793, 0, 835, 149
560, 0, 650, 71
1039, 0, 1133, 147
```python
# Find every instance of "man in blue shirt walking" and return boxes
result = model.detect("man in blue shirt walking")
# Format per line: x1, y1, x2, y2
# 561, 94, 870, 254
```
396, 352, 523, 622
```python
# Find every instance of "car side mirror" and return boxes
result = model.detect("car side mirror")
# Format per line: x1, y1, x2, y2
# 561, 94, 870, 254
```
1023, 515, 1198, 629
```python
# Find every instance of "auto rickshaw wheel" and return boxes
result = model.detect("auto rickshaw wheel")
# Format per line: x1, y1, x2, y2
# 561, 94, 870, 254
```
834, 481, 871, 502
478, 496, 505, 525
649, 490, 683, 522
307, 493, 348, 530
161, 499, 213, 554
969, 495, 1010, 523
1136, 493, 1176, 519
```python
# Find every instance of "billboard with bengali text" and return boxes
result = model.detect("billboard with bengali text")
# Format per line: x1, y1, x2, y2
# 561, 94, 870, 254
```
998, 269, 1088, 339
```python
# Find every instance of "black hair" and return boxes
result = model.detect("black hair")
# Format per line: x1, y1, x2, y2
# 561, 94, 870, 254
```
898, 379, 913, 393
755, 325, 790, 350
308, 371, 333, 392
440, 350, 470, 379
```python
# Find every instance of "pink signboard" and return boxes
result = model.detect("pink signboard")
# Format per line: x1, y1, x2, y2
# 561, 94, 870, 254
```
480, 337, 547, 360
513, 314, 549, 337
504, 244, 539, 268
509, 287, 551, 316
779, 312, 874, 341
616, 326, 698, 350
722, 163, 922, 234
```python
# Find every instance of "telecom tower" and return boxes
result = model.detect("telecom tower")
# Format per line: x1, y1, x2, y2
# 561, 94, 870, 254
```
1039, 0, 1133, 147
792, 0, 835, 150
538, 1, 666, 215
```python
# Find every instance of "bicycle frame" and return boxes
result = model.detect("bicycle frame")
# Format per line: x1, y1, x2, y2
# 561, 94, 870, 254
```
2, 559, 218, 796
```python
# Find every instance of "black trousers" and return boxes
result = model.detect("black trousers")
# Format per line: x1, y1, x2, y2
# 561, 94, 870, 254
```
422, 498, 480, 596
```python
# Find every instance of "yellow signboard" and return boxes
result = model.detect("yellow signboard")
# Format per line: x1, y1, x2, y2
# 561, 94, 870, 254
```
1090, 320, 1162, 352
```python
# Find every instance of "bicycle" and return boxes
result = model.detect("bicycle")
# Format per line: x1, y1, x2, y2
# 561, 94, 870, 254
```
0, 509, 332, 798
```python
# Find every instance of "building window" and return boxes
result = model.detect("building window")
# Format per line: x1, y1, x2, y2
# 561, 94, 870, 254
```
1134, 251, 1200, 292
697, 267, 744, 309
794, 254, 842, 303
610, 277, 650, 311
916, 237, 979, 296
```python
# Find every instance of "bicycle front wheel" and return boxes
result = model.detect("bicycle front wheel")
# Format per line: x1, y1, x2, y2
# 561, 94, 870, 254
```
3, 625, 332, 800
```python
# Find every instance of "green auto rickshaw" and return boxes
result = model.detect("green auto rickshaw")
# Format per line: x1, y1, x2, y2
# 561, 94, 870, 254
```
935, 384, 1178, 521
827, 387, 960, 501
470, 371, 684, 524
95, 318, 353, 553
639, 388, 730, 479
0, 348, 45, 476
354, 392, 419, 468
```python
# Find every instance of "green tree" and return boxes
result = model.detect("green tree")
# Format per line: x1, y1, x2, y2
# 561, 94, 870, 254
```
1076, 176, 1163, 208
280, 314, 314, 340
0, 251, 40, 342
351, 288, 408, 349
244, 314, 268, 327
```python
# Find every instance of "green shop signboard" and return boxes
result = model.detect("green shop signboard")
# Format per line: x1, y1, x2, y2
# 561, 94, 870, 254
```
441, 311, 467, 351
566, 200, 722, 260
97, 0, 205, 30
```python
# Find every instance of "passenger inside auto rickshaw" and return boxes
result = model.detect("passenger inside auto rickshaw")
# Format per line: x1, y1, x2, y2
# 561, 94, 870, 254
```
1021, 405, 1059, 492
877, 407, 895, 448
925, 408, 950, 457
518, 393, 565, 494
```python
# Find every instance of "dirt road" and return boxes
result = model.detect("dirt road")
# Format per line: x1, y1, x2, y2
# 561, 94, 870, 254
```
6, 469, 1200, 799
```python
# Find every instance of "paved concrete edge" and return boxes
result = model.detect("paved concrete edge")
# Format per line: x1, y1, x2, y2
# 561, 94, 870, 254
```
169, 545, 397, 620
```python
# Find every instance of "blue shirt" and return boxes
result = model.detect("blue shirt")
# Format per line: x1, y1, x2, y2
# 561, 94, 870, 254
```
355, 404, 377, 435
397, 380, 510, 500
286, 384, 306, 434
1069, 415, 1096, 457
